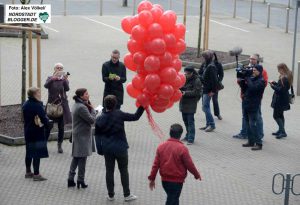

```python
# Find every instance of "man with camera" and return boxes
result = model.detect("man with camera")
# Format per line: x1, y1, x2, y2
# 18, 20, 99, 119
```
239, 65, 265, 150
233, 54, 268, 140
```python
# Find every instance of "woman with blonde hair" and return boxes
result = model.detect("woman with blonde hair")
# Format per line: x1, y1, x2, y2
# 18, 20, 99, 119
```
270, 63, 293, 139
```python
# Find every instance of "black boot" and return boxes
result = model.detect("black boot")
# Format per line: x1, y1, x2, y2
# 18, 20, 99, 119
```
68, 180, 76, 187
251, 144, 262, 151
242, 142, 254, 147
58, 143, 63, 154
272, 130, 280, 136
77, 181, 88, 189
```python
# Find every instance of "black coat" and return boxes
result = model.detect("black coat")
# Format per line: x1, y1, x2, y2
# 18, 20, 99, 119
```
102, 60, 127, 106
241, 76, 265, 112
271, 77, 290, 111
179, 73, 202, 114
22, 97, 49, 159
94, 107, 144, 155
198, 61, 218, 94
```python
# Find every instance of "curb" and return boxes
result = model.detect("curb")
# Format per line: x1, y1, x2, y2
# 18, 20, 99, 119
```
0, 29, 49, 39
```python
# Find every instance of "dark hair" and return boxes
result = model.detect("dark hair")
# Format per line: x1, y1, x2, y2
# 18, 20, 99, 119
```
169, 124, 183, 139
112, 49, 120, 55
27, 87, 40, 98
73, 88, 87, 100
104, 95, 117, 110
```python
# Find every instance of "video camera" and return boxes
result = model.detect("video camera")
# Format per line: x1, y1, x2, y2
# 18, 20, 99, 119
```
236, 65, 253, 79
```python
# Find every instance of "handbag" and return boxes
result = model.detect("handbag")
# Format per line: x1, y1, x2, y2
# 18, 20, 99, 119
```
217, 81, 224, 91
289, 86, 295, 104
46, 98, 63, 118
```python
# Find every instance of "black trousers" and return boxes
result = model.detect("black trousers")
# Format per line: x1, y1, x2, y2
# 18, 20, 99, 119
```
162, 181, 183, 205
25, 158, 40, 175
104, 152, 130, 197
68, 157, 87, 182
273, 108, 285, 133
46, 116, 64, 143
212, 92, 220, 117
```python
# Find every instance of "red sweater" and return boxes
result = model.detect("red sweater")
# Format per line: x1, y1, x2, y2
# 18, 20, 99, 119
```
148, 138, 201, 183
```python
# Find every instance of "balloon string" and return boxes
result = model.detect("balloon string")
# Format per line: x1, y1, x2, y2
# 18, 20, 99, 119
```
145, 107, 164, 140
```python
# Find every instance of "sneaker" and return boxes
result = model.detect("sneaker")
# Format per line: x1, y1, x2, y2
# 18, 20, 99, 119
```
276, 133, 287, 139
25, 172, 34, 179
217, 115, 223, 120
33, 174, 47, 181
233, 133, 248, 139
272, 131, 280, 136
124, 194, 138, 202
187, 142, 194, 145
199, 126, 208, 130
180, 137, 188, 142
205, 126, 215, 132
107, 196, 115, 201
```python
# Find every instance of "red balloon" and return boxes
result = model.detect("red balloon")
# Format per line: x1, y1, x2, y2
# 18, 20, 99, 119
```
167, 100, 174, 109
133, 51, 146, 65
127, 83, 142, 98
124, 53, 137, 71
151, 7, 163, 23
159, 10, 177, 32
153, 4, 164, 12
147, 23, 164, 39
174, 23, 186, 39
132, 74, 145, 90
175, 39, 186, 54
144, 55, 160, 73
170, 75, 182, 89
171, 89, 183, 102
131, 15, 139, 27
138, 10, 153, 28
131, 25, 146, 42
159, 67, 177, 83
159, 52, 173, 67
150, 38, 166, 55
137, 93, 150, 108
136, 65, 147, 76
127, 39, 143, 54
164, 33, 177, 50
153, 97, 170, 107
178, 72, 186, 87
151, 104, 166, 113
158, 84, 174, 99
121, 16, 134, 34
138, 0, 153, 13
171, 58, 182, 72
144, 74, 161, 92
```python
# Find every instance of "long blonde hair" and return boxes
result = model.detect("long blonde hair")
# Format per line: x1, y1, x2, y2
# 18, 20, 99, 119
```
277, 63, 293, 86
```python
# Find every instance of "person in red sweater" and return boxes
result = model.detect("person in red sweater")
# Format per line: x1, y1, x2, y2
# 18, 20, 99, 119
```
148, 124, 202, 205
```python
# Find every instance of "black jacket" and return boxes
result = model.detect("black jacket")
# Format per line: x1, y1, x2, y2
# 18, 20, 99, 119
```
271, 77, 290, 111
102, 60, 127, 106
241, 76, 265, 112
198, 61, 218, 94
179, 72, 202, 114
95, 107, 144, 155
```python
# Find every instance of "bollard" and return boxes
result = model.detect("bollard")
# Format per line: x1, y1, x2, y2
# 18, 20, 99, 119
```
267, 3, 270, 28
12, 0, 15, 4
0, 4, 4, 23
64, 0, 67, 16
99, 0, 103, 16
297, 62, 300, 96
133, 0, 136, 15
286, 8, 290, 33
284, 174, 291, 205
233, 0, 237, 18
169, 0, 172, 10
249, 0, 253, 23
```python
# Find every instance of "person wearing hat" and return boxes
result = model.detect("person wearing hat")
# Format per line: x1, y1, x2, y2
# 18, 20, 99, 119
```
179, 65, 202, 145
240, 64, 266, 150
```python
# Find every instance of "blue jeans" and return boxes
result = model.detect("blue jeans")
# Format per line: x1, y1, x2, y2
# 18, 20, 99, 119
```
202, 94, 215, 128
244, 109, 262, 145
182, 113, 195, 143
162, 181, 183, 205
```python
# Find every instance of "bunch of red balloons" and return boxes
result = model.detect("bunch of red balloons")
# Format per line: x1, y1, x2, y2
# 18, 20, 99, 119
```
121, 0, 186, 113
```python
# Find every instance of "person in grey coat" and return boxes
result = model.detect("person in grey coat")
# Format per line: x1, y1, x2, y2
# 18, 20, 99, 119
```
44, 63, 72, 153
67, 88, 96, 189
179, 66, 202, 145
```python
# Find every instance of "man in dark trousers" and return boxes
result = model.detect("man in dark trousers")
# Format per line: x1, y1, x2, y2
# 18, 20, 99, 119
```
199, 50, 219, 132
148, 124, 202, 205
102, 50, 127, 109
180, 66, 202, 145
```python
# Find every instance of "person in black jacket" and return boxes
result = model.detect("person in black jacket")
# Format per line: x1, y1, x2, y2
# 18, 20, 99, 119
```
198, 50, 219, 132
102, 50, 127, 109
270, 63, 293, 139
22, 87, 49, 181
95, 95, 144, 202
241, 65, 266, 151
180, 66, 202, 145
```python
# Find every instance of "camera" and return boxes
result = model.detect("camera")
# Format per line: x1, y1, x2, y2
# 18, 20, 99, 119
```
236, 65, 253, 79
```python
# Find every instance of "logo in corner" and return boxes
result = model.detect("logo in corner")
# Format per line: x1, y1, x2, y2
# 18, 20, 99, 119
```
39, 12, 49, 23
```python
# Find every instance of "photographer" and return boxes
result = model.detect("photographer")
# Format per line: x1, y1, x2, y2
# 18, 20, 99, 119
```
44, 63, 72, 153
240, 65, 265, 151
233, 54, 268, 140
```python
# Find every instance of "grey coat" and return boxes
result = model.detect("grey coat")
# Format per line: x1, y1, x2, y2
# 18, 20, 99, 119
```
71, 102, 96, 157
